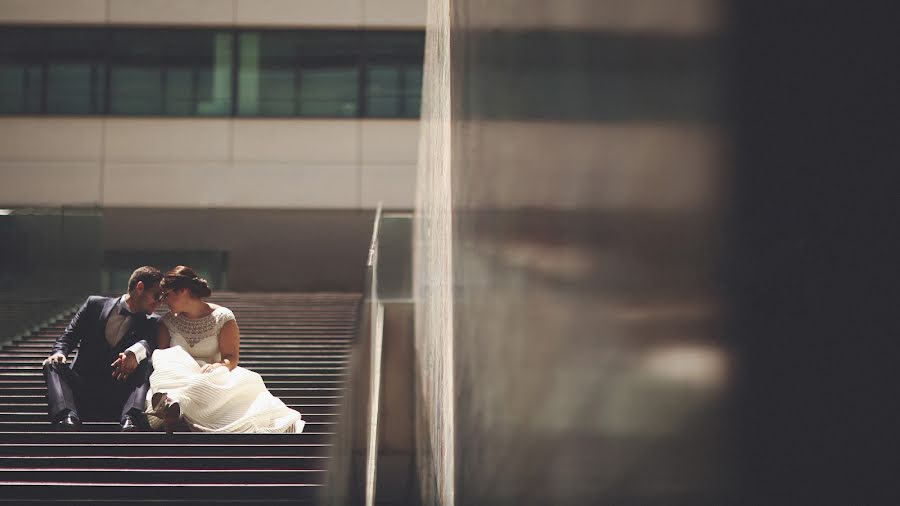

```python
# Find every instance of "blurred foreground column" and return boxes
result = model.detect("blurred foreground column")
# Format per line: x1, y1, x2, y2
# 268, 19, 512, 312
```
416, 0, 729, 504
415, 0, 900, 504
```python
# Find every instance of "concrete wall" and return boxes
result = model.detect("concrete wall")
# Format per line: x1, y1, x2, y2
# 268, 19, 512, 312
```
0, 118, 418, 210
0, 0, 426, 28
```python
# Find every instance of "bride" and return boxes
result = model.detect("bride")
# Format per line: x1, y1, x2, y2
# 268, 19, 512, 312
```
145, 266, 304, 433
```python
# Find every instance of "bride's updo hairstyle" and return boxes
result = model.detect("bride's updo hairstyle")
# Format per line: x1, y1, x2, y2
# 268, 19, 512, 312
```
161, 266, 212, 298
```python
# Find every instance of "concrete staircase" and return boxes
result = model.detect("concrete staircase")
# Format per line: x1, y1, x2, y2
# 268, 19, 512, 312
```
0, 292, 360, 503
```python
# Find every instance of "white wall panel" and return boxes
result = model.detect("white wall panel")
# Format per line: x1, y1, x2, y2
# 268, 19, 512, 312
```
233, 120, 359, 163
105, 119, 231, 162
361, 120, 419, 163
0, 118, 418, 208
361, 163, 415, 209
365, 0, 426, 27
0, 0, 425, 27
108, 0, 235, 25
103, 162, 232, 207
228, 162, 358, 208
0, 119, 103, 162
0, 162, 102, 205
0, 0, 106, 23
236, 0, 363, 27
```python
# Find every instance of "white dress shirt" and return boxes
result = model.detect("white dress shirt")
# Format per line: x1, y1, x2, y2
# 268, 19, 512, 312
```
105, 296, 149, 362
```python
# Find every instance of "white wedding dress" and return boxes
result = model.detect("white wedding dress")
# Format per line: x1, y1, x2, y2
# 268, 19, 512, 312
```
145, 307, 304, 433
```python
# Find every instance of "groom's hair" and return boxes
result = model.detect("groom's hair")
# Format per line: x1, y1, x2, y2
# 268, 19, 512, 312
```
127, 266, 163, 293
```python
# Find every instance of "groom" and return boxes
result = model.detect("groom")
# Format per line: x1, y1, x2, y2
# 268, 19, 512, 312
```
42, 266, 163, 431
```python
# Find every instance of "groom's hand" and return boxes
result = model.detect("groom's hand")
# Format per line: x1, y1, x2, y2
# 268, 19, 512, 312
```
42, 353, 67, 367
111, 351, 137, 381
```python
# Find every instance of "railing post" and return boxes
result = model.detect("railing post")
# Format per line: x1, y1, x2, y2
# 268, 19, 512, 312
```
365, 203, 384, 506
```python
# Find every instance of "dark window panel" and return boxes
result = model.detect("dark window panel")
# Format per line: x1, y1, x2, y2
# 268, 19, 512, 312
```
45, 29, 106, 114
362, 31, 424, 118
0, 28, 45, 114
109, 29, 232, 116
238, 30, 360, 117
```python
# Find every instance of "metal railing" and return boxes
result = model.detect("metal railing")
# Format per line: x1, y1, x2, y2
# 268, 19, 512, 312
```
364, 202, 385, 506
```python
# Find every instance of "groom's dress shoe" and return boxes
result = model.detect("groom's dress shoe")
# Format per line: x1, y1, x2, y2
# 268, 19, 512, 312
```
55, 412, 81, 431
120, 413, 148, 432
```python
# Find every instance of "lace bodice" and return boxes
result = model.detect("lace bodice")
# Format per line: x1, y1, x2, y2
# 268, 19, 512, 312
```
161, 306, 235, 365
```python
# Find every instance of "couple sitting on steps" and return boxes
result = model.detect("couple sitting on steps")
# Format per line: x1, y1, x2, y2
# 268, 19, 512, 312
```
42, 265, 305, 433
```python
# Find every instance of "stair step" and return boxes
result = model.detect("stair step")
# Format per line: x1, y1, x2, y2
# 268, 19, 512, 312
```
0, 373, 347, 380
0, 413, 337, 422
0, 483, 321, 501
6, 343, 353, 349
0, 421, 334, 431
0, 396, 341, 404
0, 456, 330, 470
0, 403, 338, 414
0, 366, 347, 374
0, 431, 333, 444
0, 385, 346, 394
0, 352, 350, 359
0, 443, 331, 457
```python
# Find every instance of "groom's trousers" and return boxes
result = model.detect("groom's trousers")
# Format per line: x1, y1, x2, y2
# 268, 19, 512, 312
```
43, 361, 152, 422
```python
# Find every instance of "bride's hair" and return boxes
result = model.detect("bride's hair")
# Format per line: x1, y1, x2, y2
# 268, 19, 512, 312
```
161, 266, 212, 298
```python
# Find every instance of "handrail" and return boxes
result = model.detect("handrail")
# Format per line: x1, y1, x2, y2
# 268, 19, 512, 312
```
364, 203, 385, 506
367, 204, 383, 269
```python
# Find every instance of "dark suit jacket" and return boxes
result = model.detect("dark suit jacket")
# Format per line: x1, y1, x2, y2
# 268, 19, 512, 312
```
52, 296, 159, 382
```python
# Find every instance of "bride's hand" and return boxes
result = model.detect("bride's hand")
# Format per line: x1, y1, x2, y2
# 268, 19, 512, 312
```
200, 363, 226, 374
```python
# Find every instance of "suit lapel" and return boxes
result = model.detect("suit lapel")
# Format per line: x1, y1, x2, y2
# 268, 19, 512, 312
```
99, 297, 118, 327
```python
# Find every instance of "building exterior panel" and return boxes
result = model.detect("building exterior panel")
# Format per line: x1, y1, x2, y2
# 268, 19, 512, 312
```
233, 119, 359, 163
109, 0, 236, 26
228, 162, 359, 208
236, 0, 364, 27
361, 163, 415, 208
0, 161, 102, 204
0, 118, 104, 161
0, 0, 107, 24
104, 118, 232, 162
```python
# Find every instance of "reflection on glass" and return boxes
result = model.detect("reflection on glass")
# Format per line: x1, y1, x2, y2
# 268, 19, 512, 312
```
0, 64, 42, 114
110, 30, 232, 116
0, 28, 42, 114
45, 29, 105, 114
366, 65, 423, 118
238, 31, 359, 117
364, 31, 424, 118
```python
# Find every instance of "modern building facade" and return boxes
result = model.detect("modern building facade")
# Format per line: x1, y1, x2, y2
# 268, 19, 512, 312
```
0, 0, 425, 210
0, 0, 424, 293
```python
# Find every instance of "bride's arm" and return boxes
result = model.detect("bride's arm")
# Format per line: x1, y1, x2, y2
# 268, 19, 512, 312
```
157, 323, 171, 350
217, 320, 240, 371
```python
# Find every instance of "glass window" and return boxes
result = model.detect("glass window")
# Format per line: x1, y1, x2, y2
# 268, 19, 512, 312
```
0, 28, 43, 114
0, 26, 424, 118
109, 29, 232, 116
45, 29, 105, 114
238, 30, 360, 117
363, 31, 424, 118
